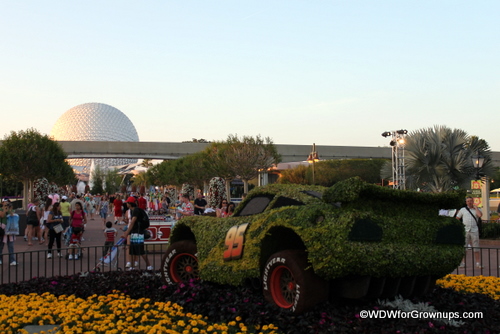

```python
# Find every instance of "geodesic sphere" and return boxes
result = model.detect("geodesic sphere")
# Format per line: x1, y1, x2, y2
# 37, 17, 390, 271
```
51, 102, 139, 171
51, 102, 139, 142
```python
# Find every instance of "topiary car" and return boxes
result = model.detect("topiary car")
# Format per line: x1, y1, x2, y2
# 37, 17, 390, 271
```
160, 177, 465, 313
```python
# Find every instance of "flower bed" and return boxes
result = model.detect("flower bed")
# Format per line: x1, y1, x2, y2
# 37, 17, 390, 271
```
436, 274, 500, 300
6, 292, 278, 334
0, 272, 499, 333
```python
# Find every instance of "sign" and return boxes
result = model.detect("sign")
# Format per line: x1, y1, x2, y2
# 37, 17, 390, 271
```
471, 180, 483, 208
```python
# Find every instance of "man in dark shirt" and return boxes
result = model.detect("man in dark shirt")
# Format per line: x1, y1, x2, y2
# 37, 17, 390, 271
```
194, 192, 207, 215
122, 196, 153, 271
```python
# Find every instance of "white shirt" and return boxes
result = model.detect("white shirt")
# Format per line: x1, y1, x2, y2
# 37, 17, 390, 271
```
456, 207, 481, 233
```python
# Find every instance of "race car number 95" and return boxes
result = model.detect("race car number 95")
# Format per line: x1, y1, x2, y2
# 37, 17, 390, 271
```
223, 223, 249, 261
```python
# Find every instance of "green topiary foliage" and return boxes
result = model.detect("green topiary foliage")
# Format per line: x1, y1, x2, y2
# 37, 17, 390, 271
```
169, 177, 465, 286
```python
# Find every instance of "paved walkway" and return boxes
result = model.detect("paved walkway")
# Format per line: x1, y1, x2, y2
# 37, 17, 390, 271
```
0, 214, 169, 284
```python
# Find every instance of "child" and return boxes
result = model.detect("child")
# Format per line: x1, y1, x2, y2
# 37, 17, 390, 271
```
68, 227, 83, 260
103, 221, 117, 256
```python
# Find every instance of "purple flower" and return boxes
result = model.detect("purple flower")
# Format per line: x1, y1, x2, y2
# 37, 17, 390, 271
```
50, 281, 58, 285
161, 285, 167, 289
428, 322, 434, 328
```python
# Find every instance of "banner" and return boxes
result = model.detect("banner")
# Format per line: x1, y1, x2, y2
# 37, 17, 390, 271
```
471, 180, 482, 207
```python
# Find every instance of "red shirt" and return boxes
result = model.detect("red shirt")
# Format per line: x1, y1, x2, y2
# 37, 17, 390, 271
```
113, 199, 123, 217
138, 196, 147, 210
104, 227, 117, 242
71, 210, 86, 228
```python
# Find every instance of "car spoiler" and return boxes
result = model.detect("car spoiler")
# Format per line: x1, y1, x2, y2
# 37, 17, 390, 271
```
322, 177, 465, 210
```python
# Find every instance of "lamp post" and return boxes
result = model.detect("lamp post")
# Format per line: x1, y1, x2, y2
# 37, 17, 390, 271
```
471, 151, 485, 180
307, 143, 320, 184
471, 150, 490, 221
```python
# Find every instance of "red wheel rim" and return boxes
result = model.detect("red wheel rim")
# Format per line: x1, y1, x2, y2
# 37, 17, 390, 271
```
269, 265, 296, 309
170, 253, 199, 282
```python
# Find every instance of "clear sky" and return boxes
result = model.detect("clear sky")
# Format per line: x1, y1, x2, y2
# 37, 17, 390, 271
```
1, 1, 499, 150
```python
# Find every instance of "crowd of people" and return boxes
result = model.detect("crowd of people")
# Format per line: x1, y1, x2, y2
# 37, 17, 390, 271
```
19, 192, 155, 270
0, 189, 244, 269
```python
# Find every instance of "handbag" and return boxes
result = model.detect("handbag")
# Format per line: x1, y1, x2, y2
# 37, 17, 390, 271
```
143, 229, 152, 240
53, 224, 64, 234
5, 214, 20, 235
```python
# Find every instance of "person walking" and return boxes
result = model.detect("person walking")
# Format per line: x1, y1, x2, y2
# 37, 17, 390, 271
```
26, 198, 42, 246
0, 200, 17, 265
103, 221, 117, 257
456, 196, 483, 268
70, 202, 87, 231
113, 195, 123, 224
60, 196, 71, 239
47, 202, 64, 258
122, 196, 152, 271
70, 194, 85, 212
100, 196, 109, 228
88, 195, 96, 220
40, 198, 53, 245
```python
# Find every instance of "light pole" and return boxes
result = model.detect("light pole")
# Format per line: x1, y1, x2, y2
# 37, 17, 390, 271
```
471, 150, 490, 221
307, 143, 320, 184
382, 130, 407, 189
471, 151, 485, 180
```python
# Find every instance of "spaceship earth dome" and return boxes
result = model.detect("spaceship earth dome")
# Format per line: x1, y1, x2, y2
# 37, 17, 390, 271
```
51, 102, 139, 172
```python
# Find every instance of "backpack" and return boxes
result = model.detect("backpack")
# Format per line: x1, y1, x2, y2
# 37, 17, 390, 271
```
140, 208, 150, 229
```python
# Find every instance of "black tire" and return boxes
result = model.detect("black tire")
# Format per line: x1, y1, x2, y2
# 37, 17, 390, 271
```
161, 240, 199, 285
262, 250, 328, 313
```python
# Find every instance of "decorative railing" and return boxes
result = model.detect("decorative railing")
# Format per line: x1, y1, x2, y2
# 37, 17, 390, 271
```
1, 245, 499, 285
0, 244, 168, 285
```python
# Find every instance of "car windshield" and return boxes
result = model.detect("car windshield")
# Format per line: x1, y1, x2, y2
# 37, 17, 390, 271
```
271, 196, 304, 209
235, 195, 273, 216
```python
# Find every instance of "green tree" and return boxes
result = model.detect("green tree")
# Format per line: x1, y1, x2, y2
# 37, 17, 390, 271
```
203, 141, 234, 196
0, 128, 75, 207
205, 135, 281, 194
90, 166, 105, 195
147, 152, 216, 191
104, 169, 122, 194
402, 125, 494, 192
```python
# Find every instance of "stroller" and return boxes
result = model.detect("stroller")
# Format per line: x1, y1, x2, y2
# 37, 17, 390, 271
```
93, 237, 126, 271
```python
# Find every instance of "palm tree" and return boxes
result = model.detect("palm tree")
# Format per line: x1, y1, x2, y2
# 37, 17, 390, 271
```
403, 125, 494, 192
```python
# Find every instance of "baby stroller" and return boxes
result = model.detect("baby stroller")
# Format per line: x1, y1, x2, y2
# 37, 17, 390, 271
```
67, 242, 83, 260
66, 226, 84, 260
94, 237, 126, 271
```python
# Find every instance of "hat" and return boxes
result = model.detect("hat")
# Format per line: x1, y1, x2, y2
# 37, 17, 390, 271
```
125, 196, 136, 203
62, 196, 68, 200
